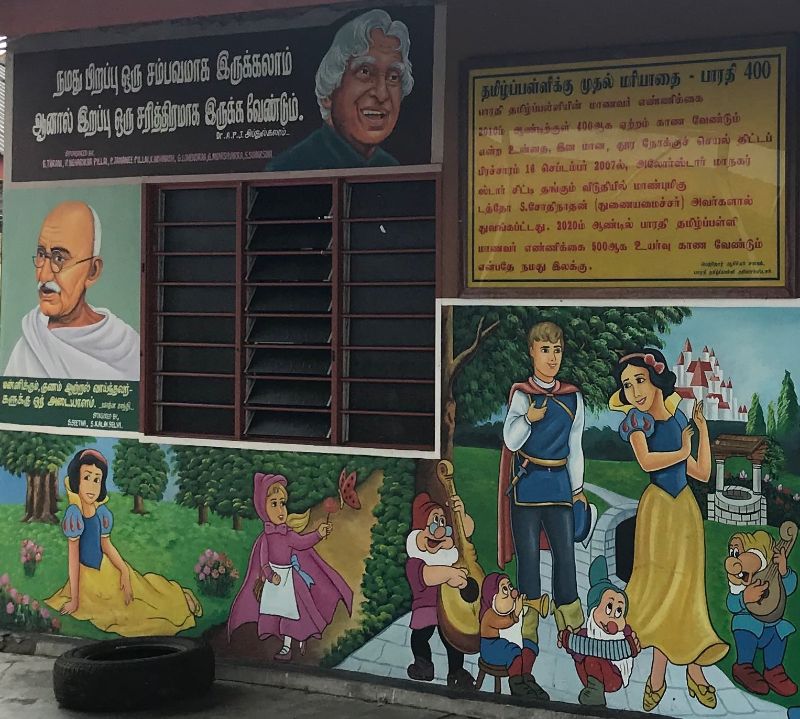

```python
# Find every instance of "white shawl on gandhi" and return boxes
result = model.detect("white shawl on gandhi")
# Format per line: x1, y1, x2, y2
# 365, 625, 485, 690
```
4, 307, 140, 381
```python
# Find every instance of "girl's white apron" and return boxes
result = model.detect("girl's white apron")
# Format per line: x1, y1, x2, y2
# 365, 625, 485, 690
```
259, 563, 299, 620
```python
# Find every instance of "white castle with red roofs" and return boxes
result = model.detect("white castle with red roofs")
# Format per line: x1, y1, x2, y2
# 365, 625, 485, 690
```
672, 339, 748, 422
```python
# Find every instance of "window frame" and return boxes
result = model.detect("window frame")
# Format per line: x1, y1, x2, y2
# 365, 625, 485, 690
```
141, 172, 441, 452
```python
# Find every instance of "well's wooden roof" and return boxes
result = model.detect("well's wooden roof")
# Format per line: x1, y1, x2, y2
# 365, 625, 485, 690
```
712, 434, 769, 461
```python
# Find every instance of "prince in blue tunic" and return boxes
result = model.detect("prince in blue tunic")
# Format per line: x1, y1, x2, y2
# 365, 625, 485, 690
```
499, 321, 587, 666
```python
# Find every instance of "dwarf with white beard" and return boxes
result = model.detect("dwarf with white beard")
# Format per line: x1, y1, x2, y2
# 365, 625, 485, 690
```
405, 492, 476, 691
559, 556, 640, 707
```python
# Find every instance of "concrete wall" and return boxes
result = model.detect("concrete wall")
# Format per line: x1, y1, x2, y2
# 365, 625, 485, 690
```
439, 0, 800, 296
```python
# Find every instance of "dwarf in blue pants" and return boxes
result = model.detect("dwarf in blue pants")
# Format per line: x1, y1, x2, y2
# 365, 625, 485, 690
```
726, 528, 796, 697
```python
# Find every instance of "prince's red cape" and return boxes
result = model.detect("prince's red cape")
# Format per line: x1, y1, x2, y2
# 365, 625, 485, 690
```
497, 378, 580, 569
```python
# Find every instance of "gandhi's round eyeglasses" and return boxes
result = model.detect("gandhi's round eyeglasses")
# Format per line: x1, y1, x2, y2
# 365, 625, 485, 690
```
33, 248, 95, 274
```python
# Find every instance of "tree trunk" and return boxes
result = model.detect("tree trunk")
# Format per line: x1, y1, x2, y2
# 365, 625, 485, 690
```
232, 514, 242, 531
21, 475, 34, 522
441, 305, 458, 463
48, 472, 59, 515
415, 395, 458, 509
22, 472, 59, 524
132, 494, 146, 514
415, 460, 452, 525
198, 504, 208, 525
443, 393, 457, 462
414, 389, 454, 495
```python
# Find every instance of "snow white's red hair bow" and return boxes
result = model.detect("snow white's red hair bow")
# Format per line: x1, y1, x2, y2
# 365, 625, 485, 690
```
643, 353, 666, 374
619, 352, 665, 374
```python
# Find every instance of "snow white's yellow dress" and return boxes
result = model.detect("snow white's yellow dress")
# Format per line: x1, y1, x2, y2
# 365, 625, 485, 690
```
616, 403, 728, 667
46, 484, 201, 636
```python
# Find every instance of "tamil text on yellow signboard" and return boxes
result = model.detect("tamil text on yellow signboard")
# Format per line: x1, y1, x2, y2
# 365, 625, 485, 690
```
467, 47, 787, 288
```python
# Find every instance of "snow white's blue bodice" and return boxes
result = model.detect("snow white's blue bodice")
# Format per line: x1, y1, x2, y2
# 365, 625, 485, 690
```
62, 503, 113, 569
619, 408, 689, 497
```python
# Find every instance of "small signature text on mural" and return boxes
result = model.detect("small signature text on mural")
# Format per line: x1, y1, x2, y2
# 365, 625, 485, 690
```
0, 378, 137, 431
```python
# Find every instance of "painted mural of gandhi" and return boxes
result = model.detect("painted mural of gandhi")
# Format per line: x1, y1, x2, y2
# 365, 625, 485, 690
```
4, 201, 140, 381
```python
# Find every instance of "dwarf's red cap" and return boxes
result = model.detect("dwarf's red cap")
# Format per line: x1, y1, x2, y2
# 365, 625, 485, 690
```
480, 572, 507, 620
412, 492, 441, 530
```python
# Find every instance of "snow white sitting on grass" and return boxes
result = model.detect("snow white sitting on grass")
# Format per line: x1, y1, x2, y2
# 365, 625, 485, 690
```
46, 448, 202, 636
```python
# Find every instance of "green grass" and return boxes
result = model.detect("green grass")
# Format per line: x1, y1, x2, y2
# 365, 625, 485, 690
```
0, 493, 260, 640
584, 458, 650, 500
584, 491, 609, 516
455, 445, 800, 709
455, 446, 510, 575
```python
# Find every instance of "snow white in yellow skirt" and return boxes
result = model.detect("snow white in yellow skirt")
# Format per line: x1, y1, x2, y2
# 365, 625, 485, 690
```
611, 350, 728, 712
46, 449, 202, 637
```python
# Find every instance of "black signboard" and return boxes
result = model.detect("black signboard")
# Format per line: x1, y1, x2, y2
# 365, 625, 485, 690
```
11, 5, 434, 181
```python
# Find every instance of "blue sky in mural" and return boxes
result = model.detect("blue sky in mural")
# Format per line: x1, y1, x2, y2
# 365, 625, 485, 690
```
478, 306, 800, 430
0, 437, 178, 505
590, 306, 800, 428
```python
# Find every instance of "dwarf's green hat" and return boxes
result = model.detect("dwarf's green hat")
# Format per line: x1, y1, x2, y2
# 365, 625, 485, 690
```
586, 556, 628, 614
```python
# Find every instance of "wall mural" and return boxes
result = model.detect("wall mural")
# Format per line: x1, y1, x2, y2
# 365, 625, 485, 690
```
11, 6, 435, 181
0, 435, 415, 669
0, 185, 140, 432
0, 303, 798, 719
342, 305, 800, 718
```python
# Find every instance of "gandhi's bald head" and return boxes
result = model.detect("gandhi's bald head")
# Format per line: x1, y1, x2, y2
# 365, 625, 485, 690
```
35, 201, 104, 327
43, 201, 101, 254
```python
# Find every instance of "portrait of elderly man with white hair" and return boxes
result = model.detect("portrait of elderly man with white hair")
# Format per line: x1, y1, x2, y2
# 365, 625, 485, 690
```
4, 201, 140, 381
268, 8, 415, 170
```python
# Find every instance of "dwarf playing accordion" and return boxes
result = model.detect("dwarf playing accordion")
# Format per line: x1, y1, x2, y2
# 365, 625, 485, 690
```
559, 556, 641, 707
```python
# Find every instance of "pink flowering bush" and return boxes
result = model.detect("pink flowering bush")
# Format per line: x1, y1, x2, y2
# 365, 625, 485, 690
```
0, 574, 58, 633
20, 540, 44, 577
194, 549, 238, 597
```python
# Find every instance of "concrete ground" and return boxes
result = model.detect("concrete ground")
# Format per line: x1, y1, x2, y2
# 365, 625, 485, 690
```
0, 651, 623, 719
0, 653, 455, 719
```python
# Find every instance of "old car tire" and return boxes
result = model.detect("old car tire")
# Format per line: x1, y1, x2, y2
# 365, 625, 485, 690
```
53, 636, 214, 712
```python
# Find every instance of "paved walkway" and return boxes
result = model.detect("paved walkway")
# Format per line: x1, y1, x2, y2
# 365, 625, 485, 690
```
584, 480, 637, 508
337, 481, 790, 719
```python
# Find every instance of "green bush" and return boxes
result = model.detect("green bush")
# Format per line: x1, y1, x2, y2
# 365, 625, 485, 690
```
322, 458, 415, 667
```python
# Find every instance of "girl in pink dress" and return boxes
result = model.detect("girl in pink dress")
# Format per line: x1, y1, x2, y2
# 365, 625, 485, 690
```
228, 473, 353, 661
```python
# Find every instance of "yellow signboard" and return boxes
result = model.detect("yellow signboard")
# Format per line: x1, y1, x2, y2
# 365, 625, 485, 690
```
467, 47, 787, 289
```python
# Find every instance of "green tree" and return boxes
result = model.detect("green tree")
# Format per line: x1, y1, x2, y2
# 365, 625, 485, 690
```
763, 437, 786, 481
0, 432, 91, 523
746, 393, 767, 435
204, 448, 256, 530
259, 452, 374, 515
440, 305, 691, 461
174, 445, 216, 525
111, 440, 169, 514
776, 370, 799, 439
184, 448, 373, 530
767, 401, 777, 436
